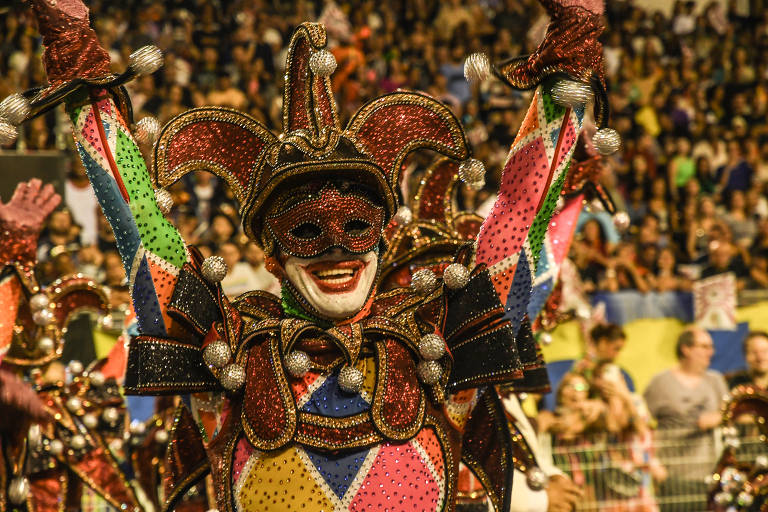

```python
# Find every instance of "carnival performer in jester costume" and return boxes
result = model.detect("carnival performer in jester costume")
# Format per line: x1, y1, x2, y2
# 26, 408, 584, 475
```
0, 0, 619, 509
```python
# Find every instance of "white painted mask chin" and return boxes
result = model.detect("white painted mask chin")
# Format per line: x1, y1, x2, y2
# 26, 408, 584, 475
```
283, 248, 378, 320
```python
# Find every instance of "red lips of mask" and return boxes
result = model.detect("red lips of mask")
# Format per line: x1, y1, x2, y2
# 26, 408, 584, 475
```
265, 185, 385, 258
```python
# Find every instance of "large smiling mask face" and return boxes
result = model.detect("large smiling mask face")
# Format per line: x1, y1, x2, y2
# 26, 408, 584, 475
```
283, 249, 379, 319
265, 183, 386, 320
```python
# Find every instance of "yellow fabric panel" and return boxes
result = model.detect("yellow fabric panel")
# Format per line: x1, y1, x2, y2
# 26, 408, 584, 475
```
93, 329, 119, 360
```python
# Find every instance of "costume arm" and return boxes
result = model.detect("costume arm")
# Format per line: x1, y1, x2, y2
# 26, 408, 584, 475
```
26, 0, 189, 338
0, 180, 61, 361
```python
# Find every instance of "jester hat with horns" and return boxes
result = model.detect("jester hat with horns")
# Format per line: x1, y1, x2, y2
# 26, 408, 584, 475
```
152, 23, 474, 258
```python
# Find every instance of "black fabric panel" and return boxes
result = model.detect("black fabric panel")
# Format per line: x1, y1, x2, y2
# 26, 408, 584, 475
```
447, 323, 521, 391
443, 269, 503, 343
124, 336, 219, 395
167, 267, 221, 338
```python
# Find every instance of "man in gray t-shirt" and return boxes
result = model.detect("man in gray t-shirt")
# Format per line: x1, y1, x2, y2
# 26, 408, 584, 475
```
643, 327, 728, 511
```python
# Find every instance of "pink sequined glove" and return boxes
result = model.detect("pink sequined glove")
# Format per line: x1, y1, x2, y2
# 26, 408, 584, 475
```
0, 179, 61, 270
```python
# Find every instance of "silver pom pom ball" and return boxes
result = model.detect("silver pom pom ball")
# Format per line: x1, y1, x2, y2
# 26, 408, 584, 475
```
418, 334, 445, 360
102, 407, 120, 425
713, 492, 733, 506
417, 360, 442, 385
464, 52, 491, 83
220, 363, 246, 391
458, 158, 486, 187
29, 293, 50, 312
285, 350, 311, 378
613, 211, 630, 232
550, 80, 593, 108
89, 371, 106, 387
38, 336, 55, 353
539, 332, 553, 346
8, 477, 30, 505
0, 121, 17, 146
394, 205, 413, 225
67, 360, 84, 375
309, 49, 337, 76
526, 467, 549, 491
129, 45, 164, 76
202, 256, 228, 283
593, 128, 621, 155
337, 366, 364, 393
0, 93, 31, 125
66, 397, 82, 413
70, 434, 87, 450
155, 428, 169, 444
411, 268, 438, 295
203, 340, 231, 369
82, 413, 99, 429
135, 116, 160, 145
49, 439, 64, 455
443, 263, 470, 289
33, 308, 55, 326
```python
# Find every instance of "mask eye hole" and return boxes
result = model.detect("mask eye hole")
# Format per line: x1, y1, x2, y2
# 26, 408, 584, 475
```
290, 222, 322, 240
344, 219, 372, 237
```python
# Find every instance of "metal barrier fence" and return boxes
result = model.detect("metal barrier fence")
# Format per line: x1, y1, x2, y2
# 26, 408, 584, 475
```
547, 423, 767, 512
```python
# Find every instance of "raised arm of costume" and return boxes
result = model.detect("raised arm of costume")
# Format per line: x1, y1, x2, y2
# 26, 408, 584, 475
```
475, 0, 608, 334
25, 0, 188, 340
0, 180, 61, 362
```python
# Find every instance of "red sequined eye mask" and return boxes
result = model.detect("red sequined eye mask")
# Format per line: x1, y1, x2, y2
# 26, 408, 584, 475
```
266, 186, 385, 258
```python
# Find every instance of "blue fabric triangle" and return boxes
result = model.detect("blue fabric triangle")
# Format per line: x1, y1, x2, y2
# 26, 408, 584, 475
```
301, 372, 370, 418
133, 256, 166, 336
527, 277, 553, 322
304, 446, 370, 499
504, 249, 533, 335
550, 127, 561, 147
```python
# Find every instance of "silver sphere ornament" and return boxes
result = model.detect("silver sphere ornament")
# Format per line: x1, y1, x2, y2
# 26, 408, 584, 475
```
285, 350, 311, 378
418, 334, 445, 360
155, 428, 169, 444
82, 413, 99, 429
129, 420, 147, 435
309, 49, 337, 76
49, 439, 64, 455
0, 121, 18, 146
29, 293, 50, 312
713, 492, 733, 506
443, 263, 470, 289
220, 363, 246, 391
67, 360, 84, 375
154, 188, 173, 215
37, 336, 55, 353
737, 491, 754, 507
203, 340, 231, 369
338, 366, 364, 394
202, 256, 228, 283
417, 360, 442, 385
102, 407, 120, 425
66, 397, 82, 413
33, 308, 55, 326
593, 128, 621, 155
468, 178, 485, 191
135, 116, 160, 145
550, 80, 592, 108
394, 205, 413, 225
464, 52, 491, 83
554, 196, 565, 213
458, 158, 486, 186
28, 424, 42, 451
8, 477, 30, 505
526, 467, 549, 491
613, 211, 630, 232
411, 268, 438, 295
0, 93, 31, 125
539, 332, 553, 346
89, 371, 106, 387
70, 434, 87, 450
129, 45, 163, 75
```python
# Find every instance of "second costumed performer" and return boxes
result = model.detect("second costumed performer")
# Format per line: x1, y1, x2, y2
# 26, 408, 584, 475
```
2, 0, 616, 509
